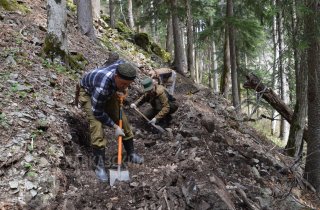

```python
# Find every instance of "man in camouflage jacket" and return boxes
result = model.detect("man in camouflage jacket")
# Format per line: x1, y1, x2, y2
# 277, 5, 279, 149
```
130, 77, 178, 127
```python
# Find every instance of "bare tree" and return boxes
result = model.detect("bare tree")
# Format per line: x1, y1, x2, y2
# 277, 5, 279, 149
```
77, 0, 95, 39
91, 0, 100, 20
208, 16, 219, 93
276, 0, 289, 141
186, 0, 195, 81
220, 24, 231, 98
109, 0, 116, 28
212, 40, 219, 92
128, 0, 134, 29
271, 0, 279, 136
227, 0, 240, 110
166, 13, 174, 56
150, 1, 156, 38
44, 0, 67, 61
171, 0, 186, 75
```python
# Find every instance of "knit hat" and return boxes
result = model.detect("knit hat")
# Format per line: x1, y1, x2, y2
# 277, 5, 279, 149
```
141, 77, 153, 92
116, 63, 138, 80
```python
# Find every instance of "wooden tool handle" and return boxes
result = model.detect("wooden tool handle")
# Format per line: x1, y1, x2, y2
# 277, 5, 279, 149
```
134, 107, 150, 121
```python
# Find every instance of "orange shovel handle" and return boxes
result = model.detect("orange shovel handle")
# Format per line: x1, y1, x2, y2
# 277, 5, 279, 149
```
117, 95, 124, 166
117, 119, 123, 165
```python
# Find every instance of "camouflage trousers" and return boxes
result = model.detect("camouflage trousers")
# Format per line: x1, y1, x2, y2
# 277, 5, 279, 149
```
79, 88, 133, 148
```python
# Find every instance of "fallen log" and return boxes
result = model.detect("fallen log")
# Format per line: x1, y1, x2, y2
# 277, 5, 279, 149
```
243, 73, 308, 142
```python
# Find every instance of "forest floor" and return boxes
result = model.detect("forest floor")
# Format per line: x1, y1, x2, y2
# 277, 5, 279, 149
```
1, 1, 320, 210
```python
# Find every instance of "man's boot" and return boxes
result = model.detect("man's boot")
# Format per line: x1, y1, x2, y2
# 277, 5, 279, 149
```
92, 148, 108, 182
123, 138, 144, 164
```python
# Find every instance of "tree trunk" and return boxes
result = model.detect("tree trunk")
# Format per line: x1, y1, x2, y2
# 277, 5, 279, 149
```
195, 33, 199, 83
276, 0, 289, 142
199, 50, 204, 83
304, 0, 320, 193
150, 1, 156, 38
186, 0, 195, 81
128, 0, 134, 29
166, 14, 174, 56
227, 0, 240, 110
109, 0, 116, 28
286, 0, 307, 158
235, 45, 241, 102
208, 45, 213, 88
212, 40, 219, 93
119, 0, 128, 27
209, 16, 219, 92
220, 26, 231, 99
287, 53, 307, 157
271, 0, 278, 136
77, 0, 95, 39
45, 0, 68, 60
91, 0, 100, 20
171, 0, 186, 75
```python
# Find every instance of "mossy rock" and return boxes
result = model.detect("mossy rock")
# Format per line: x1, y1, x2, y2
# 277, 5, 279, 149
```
101, 15, 110, 24
43, 34, 87, 71
68, 52, 88, 71
100, 33, 117, 51
115, 21, 133, 38
0, 0, 29, 13
151, 43, 172, 63
133, 33, 151, 52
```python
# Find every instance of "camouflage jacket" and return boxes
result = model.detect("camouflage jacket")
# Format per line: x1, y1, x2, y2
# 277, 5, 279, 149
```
135, 85, 170, 120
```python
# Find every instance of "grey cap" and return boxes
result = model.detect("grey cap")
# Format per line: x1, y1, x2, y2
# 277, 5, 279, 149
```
117, 63, 138, 80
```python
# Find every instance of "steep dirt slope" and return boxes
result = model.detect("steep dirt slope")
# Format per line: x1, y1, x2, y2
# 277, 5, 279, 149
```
1, 1, 319, 210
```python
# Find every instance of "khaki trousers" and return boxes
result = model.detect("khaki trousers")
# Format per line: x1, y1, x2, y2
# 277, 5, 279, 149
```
79, 88, 133, 148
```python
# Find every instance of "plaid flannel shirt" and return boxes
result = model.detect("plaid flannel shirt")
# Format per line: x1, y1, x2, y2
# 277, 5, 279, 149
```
80, 60, 124, 127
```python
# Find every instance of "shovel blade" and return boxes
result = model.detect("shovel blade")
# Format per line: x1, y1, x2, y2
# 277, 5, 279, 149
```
109, 169, 130, 186
151, 123, 166, 133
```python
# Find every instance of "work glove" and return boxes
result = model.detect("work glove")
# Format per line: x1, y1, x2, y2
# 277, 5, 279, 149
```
114, 125, 125, 137
149, 118, 157, 125
130, 103, 137, 109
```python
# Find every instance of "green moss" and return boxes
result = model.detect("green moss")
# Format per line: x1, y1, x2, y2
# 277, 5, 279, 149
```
163, 52, 172, 63
100, 33, 117, 51
115, 21, 133, 38
151, 43, 172, 63
43, 33, 67, 61
16, 2, 29, 13
101, 15, 110, 24
43, 34, 87, 72
0, 0, 30, 13
0, 0, 10, 10
67, 52, 88, 71
66, 0, 76, 12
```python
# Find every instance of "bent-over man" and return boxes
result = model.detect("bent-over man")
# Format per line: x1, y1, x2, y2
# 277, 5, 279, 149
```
79, 60, 143, 182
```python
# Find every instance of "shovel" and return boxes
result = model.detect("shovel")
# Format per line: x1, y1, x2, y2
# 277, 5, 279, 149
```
133, 107, 166, 133
109, 94, 130, 186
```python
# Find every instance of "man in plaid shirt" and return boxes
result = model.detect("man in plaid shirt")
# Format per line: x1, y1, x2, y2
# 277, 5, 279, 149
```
79, 59, 143, 182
